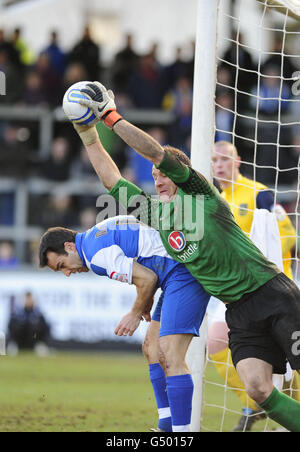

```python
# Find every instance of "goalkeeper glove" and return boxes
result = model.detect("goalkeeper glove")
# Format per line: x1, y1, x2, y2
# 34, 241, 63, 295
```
79, 82, 123, 129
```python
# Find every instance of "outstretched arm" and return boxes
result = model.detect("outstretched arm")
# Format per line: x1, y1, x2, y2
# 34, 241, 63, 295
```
85, 139, 121, 192
76, 82, 213, 195
113, 120, 164, 166
75, 82, 215, 198
74, 124, 121, 191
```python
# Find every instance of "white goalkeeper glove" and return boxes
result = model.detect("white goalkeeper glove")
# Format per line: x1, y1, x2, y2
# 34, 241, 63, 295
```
79, 81, 123, 129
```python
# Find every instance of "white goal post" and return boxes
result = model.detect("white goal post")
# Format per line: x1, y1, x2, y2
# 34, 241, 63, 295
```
188, 0, 300, 432
186, 0, 218, 433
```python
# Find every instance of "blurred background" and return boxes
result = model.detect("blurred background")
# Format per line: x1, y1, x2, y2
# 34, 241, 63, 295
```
0, 0, 299, 352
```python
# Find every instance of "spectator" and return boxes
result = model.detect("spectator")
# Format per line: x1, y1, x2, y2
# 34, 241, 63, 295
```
292, 132, 300, 161
70, 144, 99, 181
43, 30, 66, 77
184, 40, 195, 84
261, 34, 297, 83
7, 291, 51, 353
215, 90, 235, 142
128, 53, 166, 108
21, 70, 48, 106
40, 137, 70, 181
61, 61, 88, 97
34, 52, 63, 106
216, 65, 232, 91
0, 123, 34, 225
40, 193, 77, 229
220, 31, 256, 113
164, 76, 193, 148
112, 33, 139, 94
164, 76, 193, 117
0, 192, 15, 226
68, 26, 101, 81
0, 28, 22, 70
0, 124, 31, 177
70, 146, 101, 210
0, 48, 22, 104
254, 120, 294, 186
79, 207, 97, 231
164, 46, 189, 90
148, 42, 163, 71
0, 241, 19, 269
11, 27, 35, 66
251, 64, 291, 116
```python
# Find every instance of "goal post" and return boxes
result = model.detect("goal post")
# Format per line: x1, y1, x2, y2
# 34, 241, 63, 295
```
186, 0, 219, 433
190, 0, 219, 180
189, 0, 300, 432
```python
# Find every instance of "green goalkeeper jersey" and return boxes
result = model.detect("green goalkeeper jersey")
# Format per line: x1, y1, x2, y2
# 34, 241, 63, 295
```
109, 151, 279, 302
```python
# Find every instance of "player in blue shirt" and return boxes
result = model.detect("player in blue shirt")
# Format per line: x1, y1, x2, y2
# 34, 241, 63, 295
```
39, 214, 210, 432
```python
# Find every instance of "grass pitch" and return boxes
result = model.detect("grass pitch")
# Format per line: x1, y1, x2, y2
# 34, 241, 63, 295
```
0, 351, 280, 432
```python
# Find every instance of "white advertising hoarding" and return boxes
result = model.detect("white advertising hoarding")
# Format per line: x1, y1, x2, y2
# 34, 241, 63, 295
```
0, 272, 157, 345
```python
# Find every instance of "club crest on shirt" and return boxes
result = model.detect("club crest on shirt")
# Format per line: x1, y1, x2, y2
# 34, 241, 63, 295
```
168, 231, 186, 252
239, 203, 248, 216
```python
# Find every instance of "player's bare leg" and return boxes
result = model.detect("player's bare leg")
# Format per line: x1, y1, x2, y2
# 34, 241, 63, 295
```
157, 333, 194, 432
142, 320, 162, 366
159, 334, 193, 377
237, 358, 300, 431
236, 358, 274, 404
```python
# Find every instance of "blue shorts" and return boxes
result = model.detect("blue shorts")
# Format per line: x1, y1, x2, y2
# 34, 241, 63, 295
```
152, 267, 210, 337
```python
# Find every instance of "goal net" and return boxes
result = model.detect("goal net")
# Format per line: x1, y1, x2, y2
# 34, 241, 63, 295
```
190, 0, 300, 432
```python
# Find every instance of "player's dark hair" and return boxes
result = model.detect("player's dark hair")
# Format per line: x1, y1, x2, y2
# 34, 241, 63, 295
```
39, 227, 77, 268
163, 145, 192, 167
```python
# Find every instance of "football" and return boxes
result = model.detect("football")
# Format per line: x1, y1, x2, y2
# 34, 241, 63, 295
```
62, 81, 97, 126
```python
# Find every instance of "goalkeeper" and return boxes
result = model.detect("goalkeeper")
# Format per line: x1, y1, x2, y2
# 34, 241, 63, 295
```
210, 140, 300, 431
71, 81, 300, 432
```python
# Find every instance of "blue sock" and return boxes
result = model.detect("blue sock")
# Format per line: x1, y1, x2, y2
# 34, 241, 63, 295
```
166, 373, 194, 432
149, 363, 172, 432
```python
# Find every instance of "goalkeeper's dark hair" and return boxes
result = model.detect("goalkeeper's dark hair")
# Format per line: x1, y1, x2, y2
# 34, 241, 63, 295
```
39, 226, 77, 268
163, 145, 192, 167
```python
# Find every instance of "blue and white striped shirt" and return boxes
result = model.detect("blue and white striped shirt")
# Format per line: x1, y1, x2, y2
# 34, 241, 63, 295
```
75, 215, 185, 289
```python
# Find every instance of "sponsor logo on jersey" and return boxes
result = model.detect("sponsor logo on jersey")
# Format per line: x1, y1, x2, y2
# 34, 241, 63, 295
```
177, 243, 198, 262
110, 272, 129, 283
168, 231, 186, 252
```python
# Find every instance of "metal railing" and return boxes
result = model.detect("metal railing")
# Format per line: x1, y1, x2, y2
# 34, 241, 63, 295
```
0, 104, 299, 264
0, 105, 175, 263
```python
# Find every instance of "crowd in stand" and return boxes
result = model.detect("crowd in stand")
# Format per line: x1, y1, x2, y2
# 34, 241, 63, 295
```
0, 26, 300, 265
